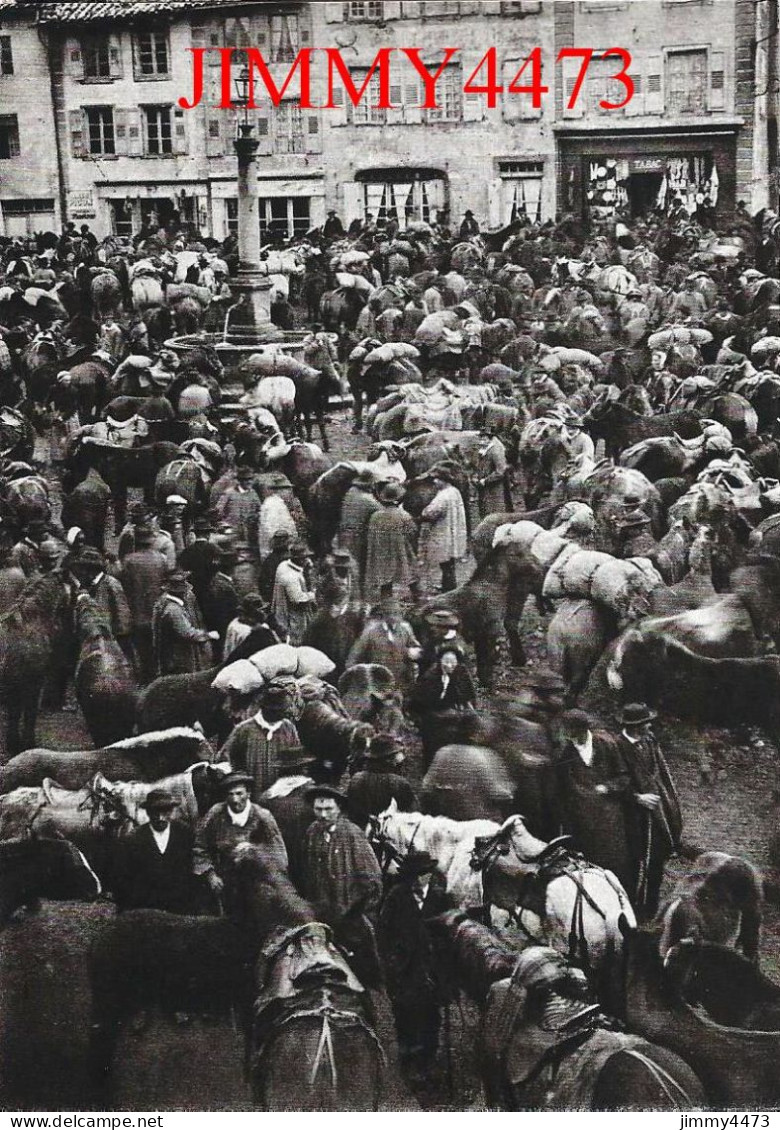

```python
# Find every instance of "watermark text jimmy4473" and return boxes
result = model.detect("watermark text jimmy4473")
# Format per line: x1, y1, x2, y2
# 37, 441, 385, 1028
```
177, 46, 634, 113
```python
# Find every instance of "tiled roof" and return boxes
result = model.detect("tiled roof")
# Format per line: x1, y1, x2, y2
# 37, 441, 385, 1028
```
35, 0, 263, 22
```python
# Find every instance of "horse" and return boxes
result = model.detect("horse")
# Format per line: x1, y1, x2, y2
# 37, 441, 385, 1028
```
431, 909, 705, 1111
657, 851, 764, 962
93, 762, 230, 827
0, 575, 72, 757
64, 436, 182, 530
422, 541, 530, 686
0, 832, 102, 927
73, 593, 136, 747
0, 726, 215, 793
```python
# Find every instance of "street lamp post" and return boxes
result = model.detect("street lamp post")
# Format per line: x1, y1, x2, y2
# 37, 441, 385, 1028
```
230, 65, 272, 333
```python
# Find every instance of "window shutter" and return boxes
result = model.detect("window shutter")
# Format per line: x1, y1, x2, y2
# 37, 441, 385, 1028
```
342, 181, 364, 224
625, 65, 644, 116
173, 109, 188, 154
256, 107, 273, 155
109, 33, 123, 78
488, 178, 502, 227
69, 108, 85, 157
383, 1, 402, 16
206, 114, 225, 157
502, 55, 542, 120
520, 0, 542, 11
324, 3, 343, 21
190, 22, 206, 48
306, 111, 322, 153
561, 55, 584, 119
329, 84, 347, 126
404, 78, 422, 123
114, 106, 129, 154
645, 55, 663, 114
709, 49, 725, 111
65, 37, 83, 80
126, 108, 143, 156
251, 12, 269, 47
387, 81, 404, 123
462, 54, 485, 122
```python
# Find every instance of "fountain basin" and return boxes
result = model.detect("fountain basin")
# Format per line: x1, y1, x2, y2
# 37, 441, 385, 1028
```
165, 329, 310, 387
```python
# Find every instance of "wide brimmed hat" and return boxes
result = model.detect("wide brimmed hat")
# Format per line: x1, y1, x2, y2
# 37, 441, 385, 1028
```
277, 745, 317, 773
261, 684, 289, 709
397, 850, 438, 879
365, 733, 404, 763
619, 702, 657, 727
304, 784, 347, 805
378, 481, 405, 504
165, 568, 190, 585
141, 787, 179, 811
220, 772, 254, 792
425, 609, 460, 629
75, 547, 104, 570
239, 591, 268, 616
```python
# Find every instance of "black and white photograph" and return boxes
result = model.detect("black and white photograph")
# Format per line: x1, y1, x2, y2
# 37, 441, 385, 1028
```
0, 0, 777, 1114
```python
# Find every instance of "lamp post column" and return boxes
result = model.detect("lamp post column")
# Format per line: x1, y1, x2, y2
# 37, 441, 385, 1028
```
232, 120, 272, 331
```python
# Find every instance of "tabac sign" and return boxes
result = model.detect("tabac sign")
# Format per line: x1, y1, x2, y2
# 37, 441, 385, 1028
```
630, 157, 665, 174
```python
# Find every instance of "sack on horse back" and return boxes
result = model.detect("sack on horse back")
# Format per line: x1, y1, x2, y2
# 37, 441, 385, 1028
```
543, 549, 662, 616
492, 520, 573, 571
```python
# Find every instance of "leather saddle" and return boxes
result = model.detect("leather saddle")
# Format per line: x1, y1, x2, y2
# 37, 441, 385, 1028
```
254, 923, 364, 1022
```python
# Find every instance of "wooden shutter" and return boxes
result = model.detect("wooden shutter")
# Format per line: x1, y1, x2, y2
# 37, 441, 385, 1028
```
329, 84, 347, 126
190, 22, 206, 48
173, 108, 188, 154
462, 53, 485, 122
625, 56, 643, 116
404, 77, 422, 124
709, 49, 725, 111
65, 37, 83, 79
342, 181, 363, 224
109, 33, 123, 78
305, 111, 322, 153
126, 108, 143, 156
114, 106, 129, 154
69, 108, 85, 157
387, 80, 404, 123
251, 11, 269, 49
324, 2, 343, 21
206, 113, 225, 157
502, 55, 542, 120
645, 54, 663, 115
256, 107, 273, 155
488, 178, 502, 227
561, 55, 584, 119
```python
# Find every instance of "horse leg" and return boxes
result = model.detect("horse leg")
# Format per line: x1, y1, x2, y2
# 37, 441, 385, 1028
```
474, 637, 495, 691
738, 903, 761, 961
504, 614, 526, 667
113, 483, 128, 532
21, 687, 39, 752
316, 401, 330, 452
5, 696, 21, 760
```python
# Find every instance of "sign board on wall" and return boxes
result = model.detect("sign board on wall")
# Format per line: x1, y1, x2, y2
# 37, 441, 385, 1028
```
630, 157, 665, 174
67, 189, 96, 219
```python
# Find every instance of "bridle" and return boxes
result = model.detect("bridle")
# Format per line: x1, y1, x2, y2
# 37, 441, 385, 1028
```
369, 816, 422, 878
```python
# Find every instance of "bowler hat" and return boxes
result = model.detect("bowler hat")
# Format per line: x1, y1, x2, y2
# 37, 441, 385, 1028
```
304, 784, 347, 805
271, 529, 292, 545
239, 591, 268, 616
619, 702, 657, 727
276, 745, 317, 773
141, 787, 179, 811
165, 567, 190, 586
365, 733, 404, 763
76, 547, 104, 570
396, 850, 438, 879
425, 609, 460, 629
220, 772, 254, 793
194, 516, 213, 534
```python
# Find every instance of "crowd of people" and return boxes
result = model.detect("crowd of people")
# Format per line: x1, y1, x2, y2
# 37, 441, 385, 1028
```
0, 191, 777, 1099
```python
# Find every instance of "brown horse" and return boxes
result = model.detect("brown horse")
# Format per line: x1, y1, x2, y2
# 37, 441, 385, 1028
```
0, 575, 71, 757
74, 594, 136, 747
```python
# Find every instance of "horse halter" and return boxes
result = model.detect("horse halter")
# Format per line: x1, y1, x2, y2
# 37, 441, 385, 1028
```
369, 816, 422, 878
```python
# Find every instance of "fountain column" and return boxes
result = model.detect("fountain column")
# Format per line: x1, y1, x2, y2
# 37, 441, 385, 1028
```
231, 120, 272, 333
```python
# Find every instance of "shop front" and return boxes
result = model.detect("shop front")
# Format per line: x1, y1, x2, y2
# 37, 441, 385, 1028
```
555, 126, 740, 226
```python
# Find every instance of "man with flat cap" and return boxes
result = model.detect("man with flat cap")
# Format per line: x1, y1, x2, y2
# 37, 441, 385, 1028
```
301, 783, 383, 986
193, 771, 288, 913
113, 788, 197, 915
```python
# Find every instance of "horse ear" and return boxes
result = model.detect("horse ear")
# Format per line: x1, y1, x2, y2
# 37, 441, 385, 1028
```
388, 796, 398, 814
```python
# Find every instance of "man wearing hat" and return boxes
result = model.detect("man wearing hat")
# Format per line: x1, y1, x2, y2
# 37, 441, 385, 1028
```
113, 788, 197, 915
258, 528, 292, 602
616, 509, 656, 560
60, 466, 111, 552
346, 733, 417, 830
616, 703, 682, 917
476, 425, 510, 519
223, 591, 280, 661
119, 523, 169, 683
338, 469, 381, 589
193, 771, 288, 910
459, 210, 480, 239
151, 568, 217, 676
200, 550, 239, 660
346, 584, 422, 691
179, 516, 220, 604
419, 467, 467, 594
218, 681, 300, 797
363, 481, 418, 605
323, 210, 345, 240
73, 547, 132, 659
259, 745, 319, 889
301, 783, 383, 987
118, 504, 176, 568
377, 849, 449, 1069
214, 464, 260, 550
419, 609, 468, 675
271, 540, 316, 646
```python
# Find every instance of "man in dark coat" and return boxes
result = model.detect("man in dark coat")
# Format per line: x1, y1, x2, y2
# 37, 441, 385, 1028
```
218, 682, 300, 797
347, 734, 418, 830
259, 745, 317, 890
112, 788, 198, 915
60, 466, 112, 551
200, 551, 238, 659
178, 516, 220, 604
72, 546, 133, 658
151, 568, 216, 676
301, 784, 383, 987
120, 523, 169, 682
258, 529, 292, 602
377, 850, 450, 1069
337, 470, 381, 588
616, 703, 683, 918
363, 482, 418, 605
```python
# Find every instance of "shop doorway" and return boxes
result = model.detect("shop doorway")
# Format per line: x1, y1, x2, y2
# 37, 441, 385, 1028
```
628, 171, 663, 218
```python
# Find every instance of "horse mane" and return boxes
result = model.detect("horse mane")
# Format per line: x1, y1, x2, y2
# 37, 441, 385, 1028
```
428, 909, 516, 1004
101, 727, 210, 752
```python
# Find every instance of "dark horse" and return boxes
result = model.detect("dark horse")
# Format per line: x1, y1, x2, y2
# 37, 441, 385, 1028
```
0, 575, 71, 757
0, 832, 102, 927
73, 593, 136, 747
430, 909, 705, 1111
64, 437, 182, 530
422, 541, 530, 687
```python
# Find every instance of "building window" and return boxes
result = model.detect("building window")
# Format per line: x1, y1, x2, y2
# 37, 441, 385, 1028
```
0, 36, 13, 76
85, 106, 115, 155
425, 65, 462, 123
144, 105, 172, 154
270, 14, 299, 63
133, 29, 170, 78
0, 114, 20, 158
666, 49, 708, 114
82, 36, 111, 80
349, 70, 386, 125
274, 101, 305, 153
498, 159, 544, 223
584, 55, 627, 114
345, 2, 384, 21
259, 197, 311, 241
226, 198, 238, 236
224, 16, 251, 48
359, 175, 446, 226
